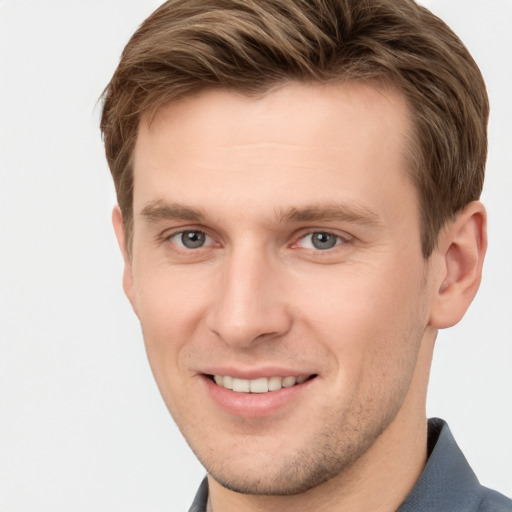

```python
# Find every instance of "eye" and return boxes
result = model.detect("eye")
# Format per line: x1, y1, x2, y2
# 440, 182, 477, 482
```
170, 230, 212, 249
297, 231, 344, 250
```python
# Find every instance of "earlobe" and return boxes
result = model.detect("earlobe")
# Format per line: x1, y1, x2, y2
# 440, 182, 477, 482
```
429, 201, 487, 329
112, 206, 138, 315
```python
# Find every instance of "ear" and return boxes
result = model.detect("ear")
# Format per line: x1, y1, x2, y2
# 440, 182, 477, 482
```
429, 201, 487, 329
112, 206, 138, 315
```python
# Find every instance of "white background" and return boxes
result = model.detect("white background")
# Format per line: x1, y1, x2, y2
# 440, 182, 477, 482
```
1, 1, 511, 510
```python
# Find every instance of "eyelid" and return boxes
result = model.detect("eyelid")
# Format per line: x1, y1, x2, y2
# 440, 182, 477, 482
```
156, 225, 352, 251
291, 229, 352, 250
158, 226, 219, 248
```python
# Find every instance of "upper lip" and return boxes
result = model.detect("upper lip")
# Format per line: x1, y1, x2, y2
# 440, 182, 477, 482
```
200, 366, 316, 380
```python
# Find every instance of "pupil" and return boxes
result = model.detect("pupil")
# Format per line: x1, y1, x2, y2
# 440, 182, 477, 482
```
312, 232, 337, 250
182, 231, 206, 249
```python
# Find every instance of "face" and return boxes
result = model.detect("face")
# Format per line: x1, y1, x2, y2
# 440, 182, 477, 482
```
121, 82, 438, 495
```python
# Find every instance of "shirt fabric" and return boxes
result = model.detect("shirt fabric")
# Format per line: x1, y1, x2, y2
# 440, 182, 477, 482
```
188, 418, 512, 511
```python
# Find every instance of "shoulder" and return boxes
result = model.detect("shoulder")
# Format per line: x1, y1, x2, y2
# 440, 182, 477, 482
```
398, 419, 511, 512
478, 487, 512, 512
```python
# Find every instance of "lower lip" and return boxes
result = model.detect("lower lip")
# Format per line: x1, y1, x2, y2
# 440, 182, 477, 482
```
203, 376, 315, 418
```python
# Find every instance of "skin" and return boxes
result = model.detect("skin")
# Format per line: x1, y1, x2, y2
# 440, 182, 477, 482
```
113, 82, 486, 512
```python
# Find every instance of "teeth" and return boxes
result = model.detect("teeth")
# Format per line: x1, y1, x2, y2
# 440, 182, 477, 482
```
213, 375, 310, 393
268, 376, 282, 391
282, 376, 296, 387
249, 377, 269, 393
232, 378, 250, 393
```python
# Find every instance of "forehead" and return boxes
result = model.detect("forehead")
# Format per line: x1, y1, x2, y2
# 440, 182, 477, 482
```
132, 81, 416, 226
139, 80, 410, 152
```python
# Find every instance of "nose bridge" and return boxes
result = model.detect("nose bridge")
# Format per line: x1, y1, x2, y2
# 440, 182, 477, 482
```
206, 241, 290, 347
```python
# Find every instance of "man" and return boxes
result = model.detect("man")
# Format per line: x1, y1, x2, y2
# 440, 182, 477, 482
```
100, 0, 511, 510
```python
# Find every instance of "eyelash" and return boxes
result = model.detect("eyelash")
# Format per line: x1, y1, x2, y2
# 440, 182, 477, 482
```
160, 228, 350, 253
163, 230, 216, 250
293, 231, 348, 251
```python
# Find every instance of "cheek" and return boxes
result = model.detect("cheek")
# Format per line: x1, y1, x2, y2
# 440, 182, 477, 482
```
133, 275, 209, 423
132, 266, 212, 379
135, 262, 211, 326
295, 262, 427, 373
296, 266, 405, 334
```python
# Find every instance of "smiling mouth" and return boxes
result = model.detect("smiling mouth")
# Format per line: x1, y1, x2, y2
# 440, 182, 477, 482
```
210, 374, 317, 393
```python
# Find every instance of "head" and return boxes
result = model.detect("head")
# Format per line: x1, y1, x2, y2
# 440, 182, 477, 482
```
100, 0, 489, 504
101, 0, 488, 259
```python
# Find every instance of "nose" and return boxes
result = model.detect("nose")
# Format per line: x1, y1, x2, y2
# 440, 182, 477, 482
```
205, 246, 292, 348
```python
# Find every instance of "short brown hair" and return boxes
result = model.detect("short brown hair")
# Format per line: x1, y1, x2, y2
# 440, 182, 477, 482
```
100, 0, 489, 257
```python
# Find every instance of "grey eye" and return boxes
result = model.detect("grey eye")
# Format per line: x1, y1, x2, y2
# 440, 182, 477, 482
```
301, 231, 342, 251
180, 231, 206, 249
311, 232, 338, 250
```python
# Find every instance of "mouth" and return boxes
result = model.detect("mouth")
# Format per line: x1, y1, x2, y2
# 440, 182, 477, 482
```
210, 374, 317, 394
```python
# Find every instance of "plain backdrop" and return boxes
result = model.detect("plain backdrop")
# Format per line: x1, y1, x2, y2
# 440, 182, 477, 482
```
1, 1, 511, 510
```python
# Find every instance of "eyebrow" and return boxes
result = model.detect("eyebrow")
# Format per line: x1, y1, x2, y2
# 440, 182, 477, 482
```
278, 204, 383, 227
139, 199, 382, 227
140, 200, 206, 222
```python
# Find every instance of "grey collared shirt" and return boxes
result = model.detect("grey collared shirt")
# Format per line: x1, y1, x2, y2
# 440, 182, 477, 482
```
188, 418, 512, 511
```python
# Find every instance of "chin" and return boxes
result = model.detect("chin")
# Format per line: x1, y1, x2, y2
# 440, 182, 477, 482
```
200, 428, 372, 496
